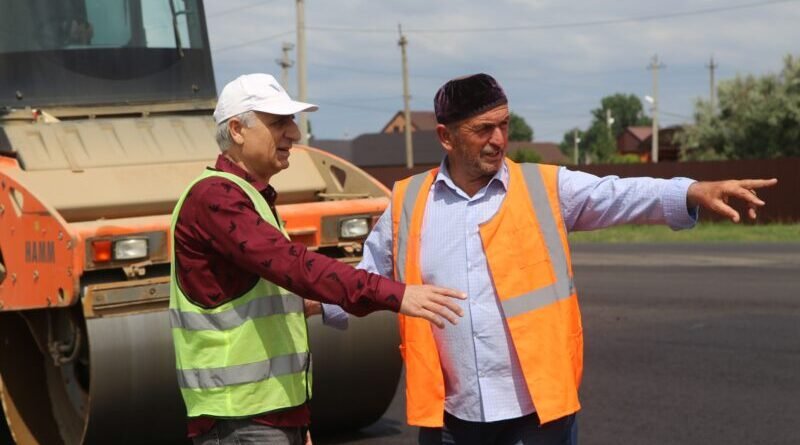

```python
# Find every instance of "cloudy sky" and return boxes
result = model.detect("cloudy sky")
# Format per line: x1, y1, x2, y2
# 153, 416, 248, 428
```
205, 0, 800, 143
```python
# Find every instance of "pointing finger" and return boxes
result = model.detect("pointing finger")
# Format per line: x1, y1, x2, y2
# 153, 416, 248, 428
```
738, 178, 778, 190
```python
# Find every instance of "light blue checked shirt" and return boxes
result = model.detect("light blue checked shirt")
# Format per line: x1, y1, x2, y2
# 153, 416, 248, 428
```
358, 158, 697, 423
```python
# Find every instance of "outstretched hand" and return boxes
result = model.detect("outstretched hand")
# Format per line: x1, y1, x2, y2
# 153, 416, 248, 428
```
687, 178, 778, 222
400, 285, 467, 328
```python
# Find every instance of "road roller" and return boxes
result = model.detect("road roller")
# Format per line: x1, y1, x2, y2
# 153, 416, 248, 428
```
0, 1, 401, 443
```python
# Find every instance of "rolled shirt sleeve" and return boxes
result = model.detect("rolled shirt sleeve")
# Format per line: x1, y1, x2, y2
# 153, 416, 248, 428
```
558, 167, 698, 232
357, 207, 395, 277
321, 303, 349, 330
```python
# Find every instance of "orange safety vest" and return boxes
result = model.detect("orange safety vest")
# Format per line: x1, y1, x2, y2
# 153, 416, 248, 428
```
391, 159, 583, 427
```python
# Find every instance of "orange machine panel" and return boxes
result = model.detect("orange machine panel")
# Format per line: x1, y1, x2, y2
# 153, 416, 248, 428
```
0, 166, 79, 310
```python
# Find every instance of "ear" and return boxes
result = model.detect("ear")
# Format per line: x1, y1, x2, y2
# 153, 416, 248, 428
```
436, 124, 456, 155
228, 118, 246, 145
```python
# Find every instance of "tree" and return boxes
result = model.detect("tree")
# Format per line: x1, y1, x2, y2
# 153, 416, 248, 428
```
509, 112, 534, 142
508, 148, 542, 163
677, 54, 800, 160
590, 93, 652, 139
566, 94, 652, 164
584, 121, 617, 163
559, 128, 584, 164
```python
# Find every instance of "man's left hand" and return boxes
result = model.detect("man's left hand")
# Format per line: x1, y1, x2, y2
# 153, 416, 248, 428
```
687, 178, 778, 222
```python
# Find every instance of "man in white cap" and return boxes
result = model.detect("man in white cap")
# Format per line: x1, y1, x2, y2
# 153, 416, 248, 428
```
169, 73, 467, 445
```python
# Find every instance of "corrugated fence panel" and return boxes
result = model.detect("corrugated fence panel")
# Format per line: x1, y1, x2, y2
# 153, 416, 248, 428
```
579, 158, 800, 223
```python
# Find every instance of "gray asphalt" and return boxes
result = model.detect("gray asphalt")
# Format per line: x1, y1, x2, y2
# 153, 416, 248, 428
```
1, 243, 797, 444
316, 243, 800, 445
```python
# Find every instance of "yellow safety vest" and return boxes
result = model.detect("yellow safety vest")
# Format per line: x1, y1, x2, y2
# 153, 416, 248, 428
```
169, 169, 311, 418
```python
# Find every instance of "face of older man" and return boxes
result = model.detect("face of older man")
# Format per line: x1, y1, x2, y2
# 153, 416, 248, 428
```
441, 104, 510, 183
233, 111, 301, 182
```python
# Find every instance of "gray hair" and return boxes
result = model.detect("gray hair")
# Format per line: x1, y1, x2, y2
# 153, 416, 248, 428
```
215, 110, 258, 152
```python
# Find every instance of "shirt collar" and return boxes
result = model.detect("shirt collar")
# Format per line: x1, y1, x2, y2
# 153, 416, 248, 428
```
434, 156, 509, 198
213, 154, 277, 202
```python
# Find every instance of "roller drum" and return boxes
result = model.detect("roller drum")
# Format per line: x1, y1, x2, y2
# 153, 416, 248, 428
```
0, 307, 401, 444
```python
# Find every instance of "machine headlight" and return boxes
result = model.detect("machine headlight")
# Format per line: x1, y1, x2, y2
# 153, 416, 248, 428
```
113, 238, 149, 260
339, 217, 369, 239
92, 238, 149, 263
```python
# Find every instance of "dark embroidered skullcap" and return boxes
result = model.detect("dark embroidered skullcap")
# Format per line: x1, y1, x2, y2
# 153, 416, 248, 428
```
434, 73, 508, 125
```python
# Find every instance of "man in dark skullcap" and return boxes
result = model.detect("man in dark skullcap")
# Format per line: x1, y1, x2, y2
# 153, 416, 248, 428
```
357, 73, 777, 445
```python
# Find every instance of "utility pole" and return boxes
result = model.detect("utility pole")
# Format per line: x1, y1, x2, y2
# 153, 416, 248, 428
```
706, 55, 718, 112
276, 42, 295, 93
295, 0, 309, 144
647, 54, 665, 163
573, 129, 581, 165
398, 24, 413, 169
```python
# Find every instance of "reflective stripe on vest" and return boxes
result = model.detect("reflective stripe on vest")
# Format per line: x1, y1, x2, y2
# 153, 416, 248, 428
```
395, 172, 428, 282
169, 169, 311, 418
501, 163, 574, 318
177, 351, 310, 389
169, 293, 304, 331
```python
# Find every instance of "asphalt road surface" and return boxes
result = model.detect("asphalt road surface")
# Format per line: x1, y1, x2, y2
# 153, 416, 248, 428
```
316, 243, 800, 445
1, 243, 797, 444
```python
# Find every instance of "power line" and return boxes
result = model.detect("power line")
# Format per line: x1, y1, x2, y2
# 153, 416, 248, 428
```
306, 0, 798, 34
659, 110, 693, 120
206, 0, 280, 18
345, 95, 402, 102
314, 100, 395, 113
212, 30, 293, 52
312, 63, 398, 76
311, 62, 447, 80
314, 95, 400, 103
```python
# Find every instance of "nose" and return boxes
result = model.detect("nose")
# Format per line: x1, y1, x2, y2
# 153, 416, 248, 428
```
489, 125, 506, 148
286, 119, 301, 143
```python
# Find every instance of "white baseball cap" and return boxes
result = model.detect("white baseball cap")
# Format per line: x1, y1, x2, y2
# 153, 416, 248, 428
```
213, 73, 318, 124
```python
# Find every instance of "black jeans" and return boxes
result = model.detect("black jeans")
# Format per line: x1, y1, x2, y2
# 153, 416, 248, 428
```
192, 419, 306, 445
419, 411, 577, 445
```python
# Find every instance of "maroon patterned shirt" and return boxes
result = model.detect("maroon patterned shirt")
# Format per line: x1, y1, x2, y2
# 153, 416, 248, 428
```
174, 155, 405, 437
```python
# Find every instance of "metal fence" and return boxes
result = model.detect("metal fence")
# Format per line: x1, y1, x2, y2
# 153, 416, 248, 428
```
579, 158, 800, 223
364, 157, 800, 223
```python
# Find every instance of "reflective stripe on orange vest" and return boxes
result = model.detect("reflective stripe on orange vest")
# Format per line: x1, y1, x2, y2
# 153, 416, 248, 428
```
392, 160, 583, 427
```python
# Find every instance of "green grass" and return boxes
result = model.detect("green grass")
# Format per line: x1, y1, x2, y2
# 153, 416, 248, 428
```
568, 222, 800, 243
